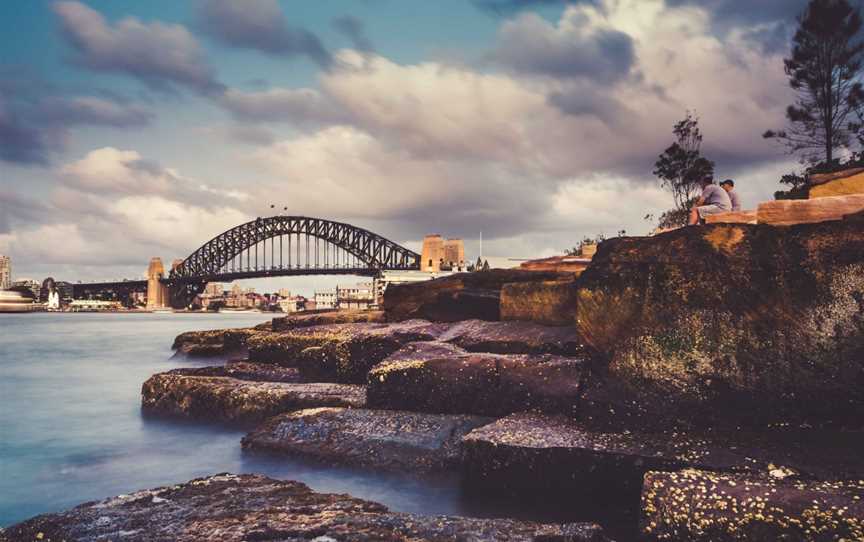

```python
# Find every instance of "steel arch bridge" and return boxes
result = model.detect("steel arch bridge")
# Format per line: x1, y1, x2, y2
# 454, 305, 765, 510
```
165, 216, 421, 308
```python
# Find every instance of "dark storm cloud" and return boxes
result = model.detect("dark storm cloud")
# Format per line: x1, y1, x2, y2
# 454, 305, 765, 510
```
491, 11, 635, 83
53, 1, 223, 94
332, 16, 375, 52
196, 0, 331, 67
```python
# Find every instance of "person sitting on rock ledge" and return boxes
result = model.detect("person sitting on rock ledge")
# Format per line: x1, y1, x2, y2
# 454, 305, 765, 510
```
689, 176, 732, 225
720, 179, 742, 211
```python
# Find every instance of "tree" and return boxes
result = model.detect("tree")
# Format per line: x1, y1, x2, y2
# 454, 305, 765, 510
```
653, 112, 715, 226
764, 0, 864, 165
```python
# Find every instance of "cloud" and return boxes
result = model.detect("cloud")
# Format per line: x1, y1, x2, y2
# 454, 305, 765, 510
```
1, 148, 253, 274
196, 0, 331, 66
219, 87, 349, 125
332, 16, 374, 52
473, 0, 593, 16
491, 8, 635, 82
53, 1, 222, 93
0, 98, 61, 165
35, 96, 153, 127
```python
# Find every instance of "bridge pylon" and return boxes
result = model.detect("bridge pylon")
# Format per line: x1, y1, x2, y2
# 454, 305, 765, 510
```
146, 258, 168, 310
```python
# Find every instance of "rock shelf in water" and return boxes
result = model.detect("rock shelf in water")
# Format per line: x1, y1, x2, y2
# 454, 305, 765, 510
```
242, 407, 492, 472
141, 373, 365, 425
0, 473, 611, 542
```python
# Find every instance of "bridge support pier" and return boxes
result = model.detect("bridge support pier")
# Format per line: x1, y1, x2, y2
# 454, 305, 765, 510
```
146, 258, 168, 310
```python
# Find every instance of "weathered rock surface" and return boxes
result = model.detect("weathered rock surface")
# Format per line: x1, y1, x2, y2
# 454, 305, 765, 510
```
501, 278, 579, 326
168, 360, 302, 382
141, 373, 364, 425
383, 269, 573, 322
0, 473, 611, 542
440, 319, 584, 355
518, 255, 592, 275
242, 407, 491, 472
757, 193, 864, 225
246, 320, 448, 383
809, 167, 864, 198
367, 343, 584, 416
641, 469, 864, 541
460, 412, 772, 506
704, 210, 757, 224
575, 220, 864, 425
171, 327, 260, 356
271, 309, 385, 331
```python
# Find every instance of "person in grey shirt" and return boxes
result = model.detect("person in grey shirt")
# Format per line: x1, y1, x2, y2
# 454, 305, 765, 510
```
688, 176, 732, 225
720, 179, 742, 211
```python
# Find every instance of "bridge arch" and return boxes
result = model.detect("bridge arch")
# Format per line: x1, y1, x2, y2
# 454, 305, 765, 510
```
169, 215, 420, 283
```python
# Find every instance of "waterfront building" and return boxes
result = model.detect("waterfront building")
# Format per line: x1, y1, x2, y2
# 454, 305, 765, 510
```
0, 255, 10, 290
314, 290, 337, 310
12, 278, 41, 300
337, 282, 375, 310
204, 283, 223, 296
278, 288, 292, 299
69, 299, 122, 312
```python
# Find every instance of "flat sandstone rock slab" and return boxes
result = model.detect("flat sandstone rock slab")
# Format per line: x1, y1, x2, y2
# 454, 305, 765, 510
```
641, 469, 864, 541
242, 407, 492, 472
438, 319, 584, 355
367, 343, 584, 416
461, 413, 768, 498
141, 373, 365, 425
271, 310, 385, 331
0, 473, 611, 542
757, 194, 864, 225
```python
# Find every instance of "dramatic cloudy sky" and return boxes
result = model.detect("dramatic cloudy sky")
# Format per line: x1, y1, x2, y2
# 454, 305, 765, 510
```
1, 0, 809, 292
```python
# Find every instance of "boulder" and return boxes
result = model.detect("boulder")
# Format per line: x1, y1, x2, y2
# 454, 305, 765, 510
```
641, 469, 864, 541
575, 221, 864, 426
246, 321, 448, 383
704, 210, 757, 224
382, 269, 573, 322
809, 167, 864, 198
271, 310, 385, 331
141, 373, 364, 425
500, 279, 579, 326
171, 327, 259, 357
367, 343, 584, 416
242, 407, 491, 472
757, 194, 864, 225
460, 412, 770, 508
440, 319, 584, 355
0, 473, 611, 542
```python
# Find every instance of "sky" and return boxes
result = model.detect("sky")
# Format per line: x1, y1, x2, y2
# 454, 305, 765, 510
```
0, 0, 810, 294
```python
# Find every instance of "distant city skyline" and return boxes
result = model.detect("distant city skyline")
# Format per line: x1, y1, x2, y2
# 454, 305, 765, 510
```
2, 0, 810, 284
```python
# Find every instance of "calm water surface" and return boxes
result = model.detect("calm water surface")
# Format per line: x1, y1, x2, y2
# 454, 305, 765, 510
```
0, 312, 474, 527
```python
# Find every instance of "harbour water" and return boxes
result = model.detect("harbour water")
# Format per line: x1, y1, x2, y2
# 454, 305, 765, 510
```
0, 312, 626, 536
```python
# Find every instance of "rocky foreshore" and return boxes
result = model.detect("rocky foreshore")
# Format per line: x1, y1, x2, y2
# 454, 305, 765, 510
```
0, 474, 611, 542
9, 218, 864, 541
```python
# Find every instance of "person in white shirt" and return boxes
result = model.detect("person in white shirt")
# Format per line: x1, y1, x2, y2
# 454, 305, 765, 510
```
720, 179, 742, 211
688, 176, 732, 225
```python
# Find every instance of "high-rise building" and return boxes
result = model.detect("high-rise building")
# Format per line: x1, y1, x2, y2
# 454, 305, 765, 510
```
0, 255, 10, 290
